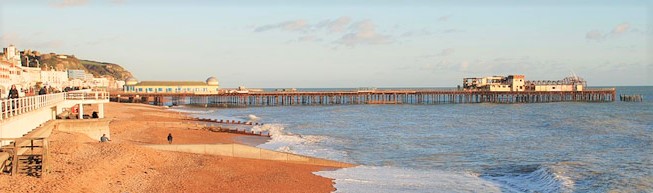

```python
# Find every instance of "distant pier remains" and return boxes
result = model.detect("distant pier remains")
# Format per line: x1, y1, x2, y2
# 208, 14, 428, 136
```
620, 94, 643, 102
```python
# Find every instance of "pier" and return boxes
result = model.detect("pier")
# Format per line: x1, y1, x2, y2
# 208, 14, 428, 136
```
111, 88, 616, 106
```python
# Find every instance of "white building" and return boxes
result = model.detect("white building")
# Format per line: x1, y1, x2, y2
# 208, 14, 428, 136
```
463, 75, 525, 92
463, 74, 583, 92
40, 70, 69, 90
90, 77, 110, 88
525, 76, 586, 92
2, 44, 22, 67
22, 67, 42, 87
0, 60, 23, 98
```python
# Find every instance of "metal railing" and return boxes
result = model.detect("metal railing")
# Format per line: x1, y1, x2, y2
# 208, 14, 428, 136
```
1, 91, 109, 121
1, 93, 65, 120
64, 91, 110, 101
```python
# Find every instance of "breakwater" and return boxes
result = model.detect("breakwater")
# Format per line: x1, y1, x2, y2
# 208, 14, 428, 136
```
112, 88, 616, 106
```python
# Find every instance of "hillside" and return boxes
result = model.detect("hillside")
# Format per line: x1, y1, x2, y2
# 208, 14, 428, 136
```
79, 60, 134, 81
36, 53, 133, 81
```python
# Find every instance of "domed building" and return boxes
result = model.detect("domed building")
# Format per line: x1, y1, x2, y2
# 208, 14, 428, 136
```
125, 77, 138, 85
123, 76, 220, 94
206, 76, 219, 86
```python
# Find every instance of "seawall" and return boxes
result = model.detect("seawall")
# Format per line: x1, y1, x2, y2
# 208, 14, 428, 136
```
144, 144, 355, 168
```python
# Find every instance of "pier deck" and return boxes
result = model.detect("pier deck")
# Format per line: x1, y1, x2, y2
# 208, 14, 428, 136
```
111, 88, 616, 106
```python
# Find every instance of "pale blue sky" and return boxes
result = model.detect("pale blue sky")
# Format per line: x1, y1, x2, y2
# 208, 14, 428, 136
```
1, 0, 651, 87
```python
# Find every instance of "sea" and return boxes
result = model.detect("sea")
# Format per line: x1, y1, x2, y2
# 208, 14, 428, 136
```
171, 86, 652, 193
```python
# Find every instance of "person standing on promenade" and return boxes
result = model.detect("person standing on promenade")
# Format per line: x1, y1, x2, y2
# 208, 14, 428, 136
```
8, 85, 19, 99
100, 134, 110, 142
167, 133, 173, 144
8, 85, 19, 112
38, 86, 47, 95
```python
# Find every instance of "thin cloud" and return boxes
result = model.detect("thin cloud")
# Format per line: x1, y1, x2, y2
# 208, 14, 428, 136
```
438, 15, 451, 22
420, 48, 455, 58
296, 35, 322, 42
50, 0, 88, 8
316, 16, 352, 33
254, 17, 393, 46
254, 20, 309, 33
401, 29, 433, 38
443, 29, 464, 33
585, 30, 604, 41
611, 22, 631, 36
586, 22, 634, 42
336, 20, 392, 46
438, 48, 455, 56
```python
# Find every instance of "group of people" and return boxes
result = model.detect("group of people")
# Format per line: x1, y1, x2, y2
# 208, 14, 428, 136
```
6, 84, 52, 99
100, 133, 174, 144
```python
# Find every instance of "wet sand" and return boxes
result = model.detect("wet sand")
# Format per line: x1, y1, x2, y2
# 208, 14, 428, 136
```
0, 102, 338, 193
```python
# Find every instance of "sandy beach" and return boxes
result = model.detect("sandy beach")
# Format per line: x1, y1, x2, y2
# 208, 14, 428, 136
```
0, 102, 339, 193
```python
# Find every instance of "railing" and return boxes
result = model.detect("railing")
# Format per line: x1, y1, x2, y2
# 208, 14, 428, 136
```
584, 87, 617, 91
1, 93, 65, 121
64, 91, 110, 101
0, 91, 110, 121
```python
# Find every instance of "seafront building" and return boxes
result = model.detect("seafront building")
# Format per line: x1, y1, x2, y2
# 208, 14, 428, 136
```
463, 74, 585, 92
0, 44, 120, 98
67, 69, 86, 80
122, 77, 220, 94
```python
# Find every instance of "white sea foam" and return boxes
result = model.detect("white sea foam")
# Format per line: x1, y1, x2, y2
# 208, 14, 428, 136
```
247, 114, 259, 121
251, 124, 348, 161
314, 166, 505, 193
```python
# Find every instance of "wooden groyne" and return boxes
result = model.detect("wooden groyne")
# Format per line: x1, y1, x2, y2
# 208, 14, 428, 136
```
189, 118, 263, 126
111, 88, 616, 106
202, 126, 270, 137
620, 94, 643, 102
146, 120, 270, 137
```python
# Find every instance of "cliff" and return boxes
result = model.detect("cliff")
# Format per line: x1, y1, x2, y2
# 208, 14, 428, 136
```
34, 52, 133, 81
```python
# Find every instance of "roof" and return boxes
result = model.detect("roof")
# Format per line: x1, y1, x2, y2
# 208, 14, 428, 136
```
136, 81, 212, 87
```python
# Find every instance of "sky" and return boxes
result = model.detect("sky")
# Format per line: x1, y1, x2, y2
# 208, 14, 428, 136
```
0, 0, 651, 88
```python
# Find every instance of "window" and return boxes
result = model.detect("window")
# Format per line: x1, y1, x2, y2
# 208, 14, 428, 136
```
138, 88, 143, 92
158, 88, 163, 92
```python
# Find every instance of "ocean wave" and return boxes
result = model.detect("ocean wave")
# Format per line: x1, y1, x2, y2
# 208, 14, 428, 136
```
482, 164, 575, 193
314, 165, 504, 193
251, 124, 348, 161
314, 164, 576, 193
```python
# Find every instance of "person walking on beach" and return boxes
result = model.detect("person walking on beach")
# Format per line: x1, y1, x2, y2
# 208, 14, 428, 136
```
100, 134, 110, 142
167, 133, 173, 144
